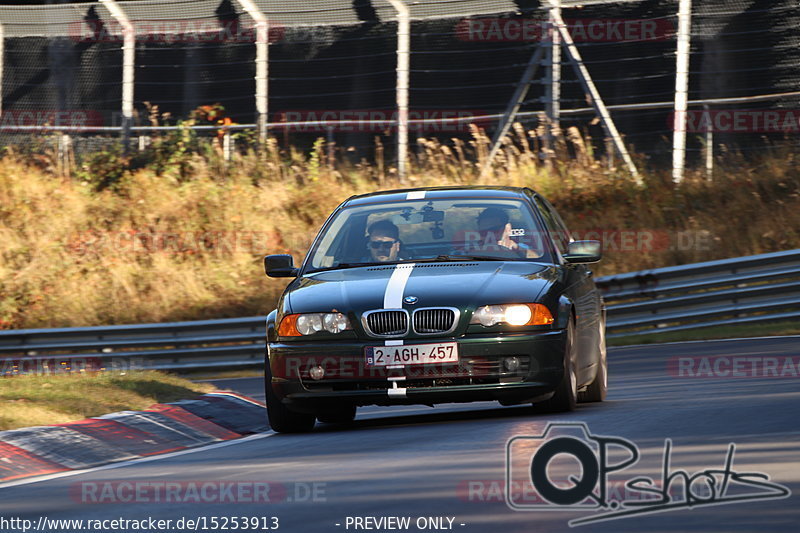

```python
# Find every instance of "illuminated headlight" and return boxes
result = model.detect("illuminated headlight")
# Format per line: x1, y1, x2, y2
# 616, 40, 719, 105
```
470, 303, 554, 327
504, 305, 533, 325
279, 313, 352, 336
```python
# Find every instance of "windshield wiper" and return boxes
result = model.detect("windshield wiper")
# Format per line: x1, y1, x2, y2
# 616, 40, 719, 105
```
416, 254, 505, 262
308, 262, 380, 273
310, 255, 506, 273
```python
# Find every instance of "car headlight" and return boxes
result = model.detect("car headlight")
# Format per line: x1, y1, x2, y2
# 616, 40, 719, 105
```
278, 313, 352, 336
470, 303, 554, 327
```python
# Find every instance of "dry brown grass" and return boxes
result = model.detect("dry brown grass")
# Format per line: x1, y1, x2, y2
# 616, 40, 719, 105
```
0, 126, 798, 329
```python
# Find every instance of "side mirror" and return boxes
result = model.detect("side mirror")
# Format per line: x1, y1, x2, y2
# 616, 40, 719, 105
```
264, 254, 299, 278
563, 240, 602, 264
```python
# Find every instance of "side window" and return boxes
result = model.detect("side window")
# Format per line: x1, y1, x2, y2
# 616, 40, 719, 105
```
533, 196, 570, 255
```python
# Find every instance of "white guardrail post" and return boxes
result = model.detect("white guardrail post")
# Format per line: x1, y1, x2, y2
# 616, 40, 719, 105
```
99, 0, 135, 149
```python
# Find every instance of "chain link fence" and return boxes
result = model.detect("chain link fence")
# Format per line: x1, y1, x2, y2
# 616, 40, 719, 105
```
0, 0, 797, 178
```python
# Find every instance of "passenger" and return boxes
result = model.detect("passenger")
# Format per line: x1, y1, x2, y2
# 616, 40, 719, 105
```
474, 207, 521, 253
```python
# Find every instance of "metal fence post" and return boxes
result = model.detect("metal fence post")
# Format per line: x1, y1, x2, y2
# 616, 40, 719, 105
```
545, 1, 561, 131
672, 0, 693, 183
482, 45, 544, 176
0, 22, 4, 119
387, 0, 410, 183
704, 104, 713, 181
99, 0, 135, 150
551, 9, 640, 182
223, 128, 233, 161
235, 0, 269, 143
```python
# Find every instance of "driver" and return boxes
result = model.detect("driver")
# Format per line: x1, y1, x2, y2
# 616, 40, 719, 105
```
366, 219, 402, 262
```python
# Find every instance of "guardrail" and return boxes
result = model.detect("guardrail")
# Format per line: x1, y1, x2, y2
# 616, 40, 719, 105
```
0, 317, 266, 374
596, 249, 800, 338
1, 249, 798, 372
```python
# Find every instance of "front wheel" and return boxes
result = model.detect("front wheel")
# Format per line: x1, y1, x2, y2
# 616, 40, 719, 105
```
536, 315, 577, 413
265, 360, 316, 433
579, 316, 607, 403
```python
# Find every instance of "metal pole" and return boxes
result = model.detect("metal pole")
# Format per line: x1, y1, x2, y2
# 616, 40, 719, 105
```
551, 9, 640, 182
387, 0, 410, 183
704, 104, 713, 181
672, 0, 693, 183
482, 45, 544, 176
100, 0, 135, 149
223, 129, 233, 161
545, 1, 561, 130
235, 0, 269, 142
326, 126, 335, 166
0, 23, 4, 119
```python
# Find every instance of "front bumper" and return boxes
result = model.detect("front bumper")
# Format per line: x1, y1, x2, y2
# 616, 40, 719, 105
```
267, 329, 567, 411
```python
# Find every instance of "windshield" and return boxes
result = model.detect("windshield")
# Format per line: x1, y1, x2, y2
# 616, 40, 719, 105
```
306, 198, 553, 271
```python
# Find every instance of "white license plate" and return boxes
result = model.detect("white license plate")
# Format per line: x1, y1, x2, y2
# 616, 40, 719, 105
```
365, 342, 459, 367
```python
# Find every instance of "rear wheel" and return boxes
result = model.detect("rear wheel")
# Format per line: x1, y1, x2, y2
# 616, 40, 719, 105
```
265, 359, 316, 433
536, 315, 577, 413
316, 405, 357, 425
579, 316, 607, 403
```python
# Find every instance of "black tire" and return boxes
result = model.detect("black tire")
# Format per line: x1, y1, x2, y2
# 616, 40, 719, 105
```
579, 315, 607, 403
265, 360, 316, 433
316, 405, 357, 425
536, 315, 577, 413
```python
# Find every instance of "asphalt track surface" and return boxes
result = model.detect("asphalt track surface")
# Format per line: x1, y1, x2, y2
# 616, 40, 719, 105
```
1, 337, 798, 532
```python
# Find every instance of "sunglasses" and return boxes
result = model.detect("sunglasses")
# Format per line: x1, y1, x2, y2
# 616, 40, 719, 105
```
369, 239, 398, 250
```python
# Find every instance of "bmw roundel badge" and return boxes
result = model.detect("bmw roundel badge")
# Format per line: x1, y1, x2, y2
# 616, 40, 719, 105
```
403, 296, 419, 305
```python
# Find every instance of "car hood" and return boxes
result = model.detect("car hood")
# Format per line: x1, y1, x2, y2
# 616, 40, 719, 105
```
286, 261, 558, 315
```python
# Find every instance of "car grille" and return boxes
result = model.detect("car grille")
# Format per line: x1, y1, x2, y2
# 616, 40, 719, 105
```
413, 308, 457, 334
364, 310, 408, 336
363, 308, 459, 337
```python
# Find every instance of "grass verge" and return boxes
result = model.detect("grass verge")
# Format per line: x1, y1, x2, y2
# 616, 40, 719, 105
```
608, 320, 800, 347
0, 371, 214, 431
180, 369, 264, 381
1, 124, 797, 329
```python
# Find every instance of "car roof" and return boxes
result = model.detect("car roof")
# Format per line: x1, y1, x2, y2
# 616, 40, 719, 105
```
344, 186, 532, 207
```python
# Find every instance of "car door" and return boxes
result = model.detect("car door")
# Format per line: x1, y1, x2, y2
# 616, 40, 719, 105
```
532, 195, 601, 386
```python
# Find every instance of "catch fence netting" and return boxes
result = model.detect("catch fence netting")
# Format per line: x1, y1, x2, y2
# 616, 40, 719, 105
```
0, 0, 797, 166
